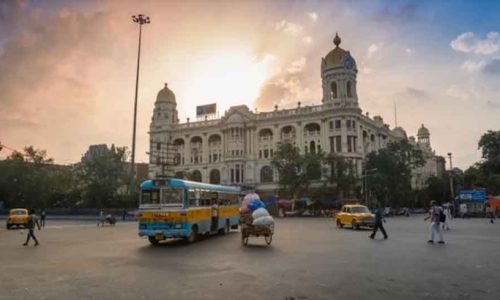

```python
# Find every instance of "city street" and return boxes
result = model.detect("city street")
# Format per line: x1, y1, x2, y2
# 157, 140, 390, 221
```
0, 216, 499, 300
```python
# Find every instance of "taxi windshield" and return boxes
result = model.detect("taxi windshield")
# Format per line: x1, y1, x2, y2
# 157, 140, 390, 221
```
351, 207, 370, 213
11, 210, 27, 215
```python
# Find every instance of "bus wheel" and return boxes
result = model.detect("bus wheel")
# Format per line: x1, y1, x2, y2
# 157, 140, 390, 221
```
187, 226, 198, 243
148, 236, 159, 246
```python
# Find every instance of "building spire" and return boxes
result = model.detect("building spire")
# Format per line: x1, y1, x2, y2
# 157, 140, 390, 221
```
333, 32, 341, 47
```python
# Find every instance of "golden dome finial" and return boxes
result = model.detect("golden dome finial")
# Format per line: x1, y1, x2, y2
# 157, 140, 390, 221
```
333, 32, 341, 47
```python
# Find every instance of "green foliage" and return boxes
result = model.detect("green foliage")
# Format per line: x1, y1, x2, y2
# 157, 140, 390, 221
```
324, 153, 358, 198
0, 146, 76, 210
365, 139, 425, 207
271, 143, 307, 198
464, 130, 500, 195
77, 145, 133, 208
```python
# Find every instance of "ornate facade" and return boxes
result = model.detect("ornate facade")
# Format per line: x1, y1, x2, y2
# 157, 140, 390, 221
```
147, 34, 443, 192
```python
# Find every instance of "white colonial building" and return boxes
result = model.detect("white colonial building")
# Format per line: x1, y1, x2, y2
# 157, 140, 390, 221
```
147, 33, 444, 192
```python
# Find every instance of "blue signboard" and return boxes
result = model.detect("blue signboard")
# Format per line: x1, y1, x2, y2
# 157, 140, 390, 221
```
459, 189, 487, 202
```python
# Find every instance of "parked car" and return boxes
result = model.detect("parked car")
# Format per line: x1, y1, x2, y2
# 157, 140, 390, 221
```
6, 208, 29, 229
336, 204, 375, 230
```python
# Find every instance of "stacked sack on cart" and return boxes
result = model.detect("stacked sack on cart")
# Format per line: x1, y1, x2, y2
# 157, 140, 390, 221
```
240, 193, 274, 226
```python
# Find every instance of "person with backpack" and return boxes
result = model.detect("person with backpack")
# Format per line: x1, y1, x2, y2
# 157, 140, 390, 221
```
424, 200, 445, 244
23, 209, 41, 246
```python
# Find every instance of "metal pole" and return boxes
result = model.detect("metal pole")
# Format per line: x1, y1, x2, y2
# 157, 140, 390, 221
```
130, 24, 142, 177
448, 153, 454, 200
130, 14, 150, 179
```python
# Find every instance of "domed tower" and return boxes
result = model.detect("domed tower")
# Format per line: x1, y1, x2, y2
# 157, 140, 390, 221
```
151, 83, 179, 128
417, 124, 431, 151
321, 33, 359, 108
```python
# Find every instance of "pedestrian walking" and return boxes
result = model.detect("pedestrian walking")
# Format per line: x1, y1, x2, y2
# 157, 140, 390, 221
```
442, 203, 452, 230
40, 210, 46, 227
98, 209, 105, 227
23, 209, 41, 246
424, 200, 445, 244
122, 209, 127, 221
369, 206, 388, 240
486, 202, 495, 224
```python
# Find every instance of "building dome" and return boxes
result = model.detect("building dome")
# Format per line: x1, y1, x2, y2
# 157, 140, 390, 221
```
417, 124, 430, 137
156, 83, 176, 103
392, 126, 408, 139
324, 33, 349, 66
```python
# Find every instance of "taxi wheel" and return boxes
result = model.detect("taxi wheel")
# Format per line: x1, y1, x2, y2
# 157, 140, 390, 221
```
352, 220, 358, 230
148, 236, 159, 246
336, 219, 343, 228
6, 224, 11, 230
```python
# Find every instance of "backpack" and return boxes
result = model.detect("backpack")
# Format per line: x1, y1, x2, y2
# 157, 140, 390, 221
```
439, 210, 446, 223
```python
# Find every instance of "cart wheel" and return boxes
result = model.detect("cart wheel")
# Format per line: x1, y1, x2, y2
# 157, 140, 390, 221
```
242, 233, 249, 246
265, 234, 272, 245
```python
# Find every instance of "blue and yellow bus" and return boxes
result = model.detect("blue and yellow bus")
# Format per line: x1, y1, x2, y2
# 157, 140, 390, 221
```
138, 178, 241, 245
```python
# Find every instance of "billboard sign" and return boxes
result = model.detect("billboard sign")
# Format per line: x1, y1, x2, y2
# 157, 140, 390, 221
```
459, 189, 487, 202
196, 103, 216, 116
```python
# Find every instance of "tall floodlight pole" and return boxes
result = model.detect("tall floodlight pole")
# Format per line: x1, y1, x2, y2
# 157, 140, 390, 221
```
130, 14, 150, 177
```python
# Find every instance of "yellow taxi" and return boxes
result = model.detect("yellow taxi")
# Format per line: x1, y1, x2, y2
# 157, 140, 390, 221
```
336, 204, 375, 230
6, 208, 29, 229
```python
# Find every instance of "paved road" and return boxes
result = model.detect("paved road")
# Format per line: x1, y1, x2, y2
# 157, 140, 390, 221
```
0, 216, 499, 300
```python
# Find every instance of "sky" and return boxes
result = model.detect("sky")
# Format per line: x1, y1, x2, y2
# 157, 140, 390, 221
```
0, 0, 499, 169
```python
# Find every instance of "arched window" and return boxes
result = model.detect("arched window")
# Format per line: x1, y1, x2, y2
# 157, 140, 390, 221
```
347, 81, 353, 98
260, 166, 274, 183
331, 82, 337, 99
309, 141, 316, 154
191, 170, 202, 182
209, 169, 220, 184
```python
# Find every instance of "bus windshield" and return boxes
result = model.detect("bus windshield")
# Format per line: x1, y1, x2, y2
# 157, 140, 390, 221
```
141, 188, 183, 206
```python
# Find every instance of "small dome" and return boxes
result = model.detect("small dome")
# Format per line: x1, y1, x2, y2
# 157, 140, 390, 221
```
417, 124, 430, 137
324, 33, 348, 66
392, 126, 407, 139
156, 83, 176, 103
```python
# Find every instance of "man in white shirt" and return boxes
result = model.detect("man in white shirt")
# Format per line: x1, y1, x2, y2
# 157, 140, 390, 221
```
425, 200, 445, 244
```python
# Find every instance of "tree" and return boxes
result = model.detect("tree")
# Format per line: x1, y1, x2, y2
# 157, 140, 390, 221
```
77, 145, 132, 208
324, 153, 358, 199
365, 139, 425, 207
478, 130, 500, 173
0, 146, 63, 210
271, 143, 306, 199
463, 130, 500, 195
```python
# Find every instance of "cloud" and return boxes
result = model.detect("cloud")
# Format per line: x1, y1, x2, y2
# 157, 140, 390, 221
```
483, 58, 500, 74
255, 73, 314, 111
274, 19, 303, 35
367, 43, 382, 59
303, 36, 313, 44
405, 87, 428, 98
287, 57, 307, 74
461, 60, 486, 72
405, 48, 413, 55
450, 32, 500, 55
375, 4, 418, 23
307, 12, 318, 22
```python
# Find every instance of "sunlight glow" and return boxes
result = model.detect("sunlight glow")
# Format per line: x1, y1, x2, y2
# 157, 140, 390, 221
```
184, 50, 276, 114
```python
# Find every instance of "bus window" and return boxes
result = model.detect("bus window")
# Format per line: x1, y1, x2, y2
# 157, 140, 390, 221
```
188, 190, 199, 207
141, 190, 160, 205
160, 188, 183, 205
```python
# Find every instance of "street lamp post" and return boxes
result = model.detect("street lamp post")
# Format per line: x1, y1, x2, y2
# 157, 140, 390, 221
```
447, 152, 454, 201
130, 14, 150, 177
363, 168, 377, 208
